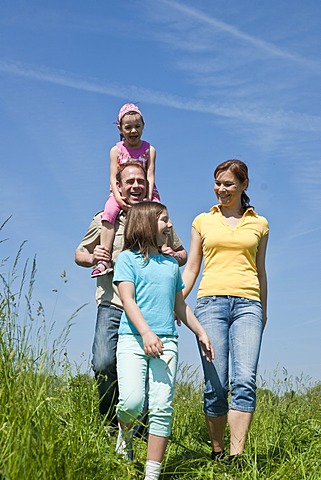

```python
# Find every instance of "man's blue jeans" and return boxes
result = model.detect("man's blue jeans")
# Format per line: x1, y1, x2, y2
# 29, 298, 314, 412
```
91, 304, 148, 433
92, 305, 122, 426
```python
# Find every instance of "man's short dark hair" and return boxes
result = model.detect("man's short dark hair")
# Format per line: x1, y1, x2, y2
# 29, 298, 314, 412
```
116, 161, 147, 184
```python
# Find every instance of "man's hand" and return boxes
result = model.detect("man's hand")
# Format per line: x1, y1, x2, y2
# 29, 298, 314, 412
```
92, 245, 111, 265
161, 244, 187, 267
161, 245, 175, 257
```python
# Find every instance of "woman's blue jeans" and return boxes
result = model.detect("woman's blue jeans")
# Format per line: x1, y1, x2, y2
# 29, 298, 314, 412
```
195, 295, 263, 416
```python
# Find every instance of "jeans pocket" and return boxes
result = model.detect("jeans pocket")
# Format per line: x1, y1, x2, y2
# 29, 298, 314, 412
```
194, 297, 215, 317
196, 296, 214, 307
240, 297, 261, 306
237, 298, 263, 322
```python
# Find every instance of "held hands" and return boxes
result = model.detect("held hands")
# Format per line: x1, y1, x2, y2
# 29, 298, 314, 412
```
197, 331, 215, 362
142, 331, 164, 358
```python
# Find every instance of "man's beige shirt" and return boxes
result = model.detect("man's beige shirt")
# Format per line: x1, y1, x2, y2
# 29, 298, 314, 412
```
77, 211, 183, 310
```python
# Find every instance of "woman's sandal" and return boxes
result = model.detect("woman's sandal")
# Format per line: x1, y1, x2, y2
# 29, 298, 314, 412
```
211, 450, 225, 461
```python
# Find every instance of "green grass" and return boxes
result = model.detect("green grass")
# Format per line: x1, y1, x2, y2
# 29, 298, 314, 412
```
1, 223, 320, 479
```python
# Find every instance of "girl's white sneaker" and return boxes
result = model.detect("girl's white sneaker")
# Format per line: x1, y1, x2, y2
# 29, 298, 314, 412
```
115, 426, 134, 461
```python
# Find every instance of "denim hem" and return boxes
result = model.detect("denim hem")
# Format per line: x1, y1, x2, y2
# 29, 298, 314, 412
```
203, 409, 229, 418
148, 426, 172, 437
229, 405, 256, 413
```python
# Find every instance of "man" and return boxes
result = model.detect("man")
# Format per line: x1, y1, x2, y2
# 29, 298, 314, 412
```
75, 161, 187, 426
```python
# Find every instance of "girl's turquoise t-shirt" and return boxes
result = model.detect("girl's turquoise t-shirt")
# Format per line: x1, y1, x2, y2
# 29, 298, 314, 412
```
113, 250, 184, 336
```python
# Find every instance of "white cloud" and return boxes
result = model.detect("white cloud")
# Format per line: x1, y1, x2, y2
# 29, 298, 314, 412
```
1, 59, 321, 134
158, 0, 320, 70
288, 226, 321, 240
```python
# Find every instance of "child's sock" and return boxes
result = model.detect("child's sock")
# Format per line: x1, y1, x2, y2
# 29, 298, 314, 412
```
115, 424, 133, 461
144, 460, 162, 480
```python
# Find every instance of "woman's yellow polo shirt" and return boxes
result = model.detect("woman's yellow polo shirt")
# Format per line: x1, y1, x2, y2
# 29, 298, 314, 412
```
192, 205, 269, 301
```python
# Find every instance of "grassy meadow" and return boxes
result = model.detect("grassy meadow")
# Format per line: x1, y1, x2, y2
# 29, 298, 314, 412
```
1, 224, 320, 479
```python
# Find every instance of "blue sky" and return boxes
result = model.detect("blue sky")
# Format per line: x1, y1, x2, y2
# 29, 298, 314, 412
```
1, 0, 320, 386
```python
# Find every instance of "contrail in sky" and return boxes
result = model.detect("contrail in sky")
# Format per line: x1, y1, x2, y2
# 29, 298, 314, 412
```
159, 0, 320, 69
1, 59, 321, 133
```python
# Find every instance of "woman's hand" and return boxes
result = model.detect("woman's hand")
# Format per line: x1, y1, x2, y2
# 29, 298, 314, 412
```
142, 331, 164, 358
197, 332, 215, 362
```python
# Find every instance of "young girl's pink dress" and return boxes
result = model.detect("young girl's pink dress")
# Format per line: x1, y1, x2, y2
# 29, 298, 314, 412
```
101, 141, 160, 224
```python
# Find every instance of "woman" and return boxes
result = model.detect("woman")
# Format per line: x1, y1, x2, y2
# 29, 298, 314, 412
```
182, 159, 269, 461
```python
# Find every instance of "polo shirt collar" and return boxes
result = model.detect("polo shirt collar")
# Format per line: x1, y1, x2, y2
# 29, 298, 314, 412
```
210, 204, 256, 215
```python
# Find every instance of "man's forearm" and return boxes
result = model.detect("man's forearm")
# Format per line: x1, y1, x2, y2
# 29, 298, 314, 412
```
75, 244, 111, 268
74, 248, 95, 268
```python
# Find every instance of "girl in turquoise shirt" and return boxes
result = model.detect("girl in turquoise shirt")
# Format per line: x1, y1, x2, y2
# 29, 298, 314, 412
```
113, 201, 214, 480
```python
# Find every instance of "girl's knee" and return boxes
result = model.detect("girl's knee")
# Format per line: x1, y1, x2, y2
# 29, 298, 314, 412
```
117, 396, 144, 423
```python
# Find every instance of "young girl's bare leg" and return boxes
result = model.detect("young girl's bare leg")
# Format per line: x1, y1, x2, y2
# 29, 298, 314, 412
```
147, 434, 168, 462
145, 434, 168, 480
91, 221, 114, 277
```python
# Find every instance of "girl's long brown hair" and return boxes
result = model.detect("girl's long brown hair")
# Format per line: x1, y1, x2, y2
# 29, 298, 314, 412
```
123, 202, 167, 260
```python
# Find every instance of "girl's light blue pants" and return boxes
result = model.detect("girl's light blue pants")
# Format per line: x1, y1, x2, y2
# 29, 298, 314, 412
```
116, 334, 178, 437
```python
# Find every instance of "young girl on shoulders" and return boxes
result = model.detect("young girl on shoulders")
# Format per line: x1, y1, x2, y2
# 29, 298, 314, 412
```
113, 202, 214, 480
91, 103, 160, 278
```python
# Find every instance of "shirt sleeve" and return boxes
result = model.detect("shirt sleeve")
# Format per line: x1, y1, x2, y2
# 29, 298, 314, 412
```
167, 226, 182, 250
261, 216, 269, 237
113, 251, 135, 285
175, 263, 185, 293
176, 271, 185, 293
192, 213, 203, 235
76, 212, 102, 251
